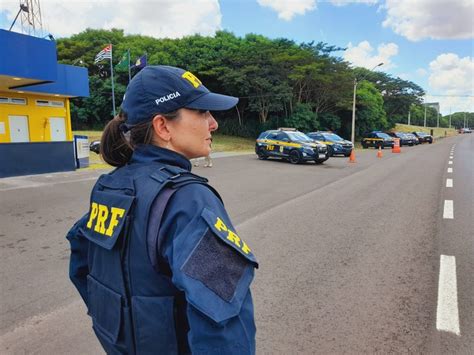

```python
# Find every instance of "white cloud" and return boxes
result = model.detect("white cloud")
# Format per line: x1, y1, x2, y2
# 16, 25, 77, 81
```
3, 0, 222, 39
257, 0, 316, 21
343, 40, 398, 69
416, 68, 427, 77
329, 0, 378, 7
398, 73, 410, 80
426, 53, 474, 114
382, 0, 474, 41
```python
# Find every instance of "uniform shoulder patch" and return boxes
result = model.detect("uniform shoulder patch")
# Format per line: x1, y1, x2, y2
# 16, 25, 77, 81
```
200, 208, 258, 266
180, 208, 258, 302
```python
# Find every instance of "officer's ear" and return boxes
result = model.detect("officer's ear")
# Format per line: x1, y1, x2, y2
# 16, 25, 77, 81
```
152, 114, 171, 142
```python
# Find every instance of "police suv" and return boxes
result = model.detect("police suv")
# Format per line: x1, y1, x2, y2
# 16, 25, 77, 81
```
306, 131, 353, 157
255, 128, 329, 164
361, 131, 394, 149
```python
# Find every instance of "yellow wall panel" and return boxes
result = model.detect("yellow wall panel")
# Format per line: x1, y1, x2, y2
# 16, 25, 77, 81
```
0, 91, 71, 143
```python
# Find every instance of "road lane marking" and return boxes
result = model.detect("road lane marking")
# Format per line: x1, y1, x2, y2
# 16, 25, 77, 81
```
448, 161, 453, 165
449, 156, 453, 159
447, 168, 453, 173
446, 179, 453, 188
436, 255, 460, 336
443, 200, 454, 219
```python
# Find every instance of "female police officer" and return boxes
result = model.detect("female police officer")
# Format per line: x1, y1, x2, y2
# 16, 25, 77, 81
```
66, 65, 258, 354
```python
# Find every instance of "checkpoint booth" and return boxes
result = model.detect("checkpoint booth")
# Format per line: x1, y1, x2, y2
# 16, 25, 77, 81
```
0, 29, 90, 178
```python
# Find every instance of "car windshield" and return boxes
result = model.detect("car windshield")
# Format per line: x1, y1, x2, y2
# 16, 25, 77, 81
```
376, 133, 391, 139
323, 133, 344, 141
417, 132, 427, 136
287, 131, 313, 142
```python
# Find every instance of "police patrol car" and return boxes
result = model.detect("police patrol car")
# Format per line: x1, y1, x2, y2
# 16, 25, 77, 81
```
361, 131, 394, 149
306, 131, 353, 157
255, 128, 329, 164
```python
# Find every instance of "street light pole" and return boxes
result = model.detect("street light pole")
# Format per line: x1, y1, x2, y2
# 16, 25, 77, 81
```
351, 62, 383, 145
351, 78, 357, 145
423, 105, 427, 127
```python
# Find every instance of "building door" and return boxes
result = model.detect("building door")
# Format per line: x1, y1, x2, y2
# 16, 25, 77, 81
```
8, 115, 30, 142
49, 117, 66, 141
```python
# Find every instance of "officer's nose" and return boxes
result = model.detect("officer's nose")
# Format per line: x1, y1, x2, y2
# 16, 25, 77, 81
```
208, 114, 218, 132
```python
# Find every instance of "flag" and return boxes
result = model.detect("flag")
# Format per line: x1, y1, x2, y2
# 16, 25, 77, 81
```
94, 44, 112, 64
131, 54, 147, 69
115, 50, 130, 70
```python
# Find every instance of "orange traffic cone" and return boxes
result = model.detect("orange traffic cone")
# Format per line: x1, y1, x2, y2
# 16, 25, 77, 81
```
348, 149, 356, 163
377, 146, 383, 158
392, 138, 401, 153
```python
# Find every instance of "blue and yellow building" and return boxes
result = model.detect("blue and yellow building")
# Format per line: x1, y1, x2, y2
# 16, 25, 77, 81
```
0, 29, 89, 177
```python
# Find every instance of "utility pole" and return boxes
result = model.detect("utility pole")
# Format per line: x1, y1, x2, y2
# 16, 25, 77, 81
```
408, 109, 411, 125
424, 105, 427, 127
351, 78, 357, 145
351, 62, 383, 145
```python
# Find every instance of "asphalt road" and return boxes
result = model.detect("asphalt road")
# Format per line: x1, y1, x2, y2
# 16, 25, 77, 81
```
0, 134, 472, 354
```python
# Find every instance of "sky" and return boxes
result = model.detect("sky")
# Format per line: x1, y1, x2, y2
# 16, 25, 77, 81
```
1, 0, 473, 115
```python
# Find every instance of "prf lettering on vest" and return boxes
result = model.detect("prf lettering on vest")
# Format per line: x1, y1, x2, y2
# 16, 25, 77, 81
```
214, 217, 251, 254
86, 202, 126, 237
182, 71, 202, 88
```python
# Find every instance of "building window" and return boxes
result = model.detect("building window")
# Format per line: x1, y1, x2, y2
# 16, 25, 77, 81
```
36, 100, 64, 107
0, 97, 27, 105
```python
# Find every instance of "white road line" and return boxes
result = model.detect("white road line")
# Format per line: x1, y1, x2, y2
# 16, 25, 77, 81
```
446, 179, 453, 188
447, 167, 453, 173
436, 255, 460, 335
443, 200, 454, 219
448, 161, 453, 165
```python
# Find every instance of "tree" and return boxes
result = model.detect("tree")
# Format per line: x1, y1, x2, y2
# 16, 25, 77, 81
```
57, 28, 432, 137
284, 103, 317, 132
354, 81, 388, 135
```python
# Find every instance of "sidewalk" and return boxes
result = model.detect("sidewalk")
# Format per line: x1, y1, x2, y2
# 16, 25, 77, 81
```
0, 151, 254, 191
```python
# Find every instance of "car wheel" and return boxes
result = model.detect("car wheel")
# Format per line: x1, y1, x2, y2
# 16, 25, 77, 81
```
256, 147, 268, 160
429, 140, 433, 144
344, 152, 351, 157
362, 143, 368, 149
288, 150, 301, 164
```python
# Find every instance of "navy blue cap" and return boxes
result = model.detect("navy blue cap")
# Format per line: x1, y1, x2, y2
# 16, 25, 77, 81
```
121, 65, 238, 126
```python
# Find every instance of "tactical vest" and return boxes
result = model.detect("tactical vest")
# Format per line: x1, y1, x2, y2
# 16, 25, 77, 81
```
80, 162, 219, 354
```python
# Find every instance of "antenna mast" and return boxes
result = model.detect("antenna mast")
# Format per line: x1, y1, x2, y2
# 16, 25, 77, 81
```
20, 0, 44, 37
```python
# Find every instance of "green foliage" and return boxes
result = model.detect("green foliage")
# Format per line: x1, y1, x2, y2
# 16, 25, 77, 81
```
317, 112, 341, 131
284, 103, 317, 132
355, 81, 389, 135
58, 29, 440, 138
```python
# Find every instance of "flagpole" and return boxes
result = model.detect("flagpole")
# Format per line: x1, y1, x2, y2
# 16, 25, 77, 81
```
127, 49, 131, 83
110, 44, 116, 116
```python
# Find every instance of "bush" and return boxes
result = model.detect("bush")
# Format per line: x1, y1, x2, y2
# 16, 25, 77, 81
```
284, 103, 318, 132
